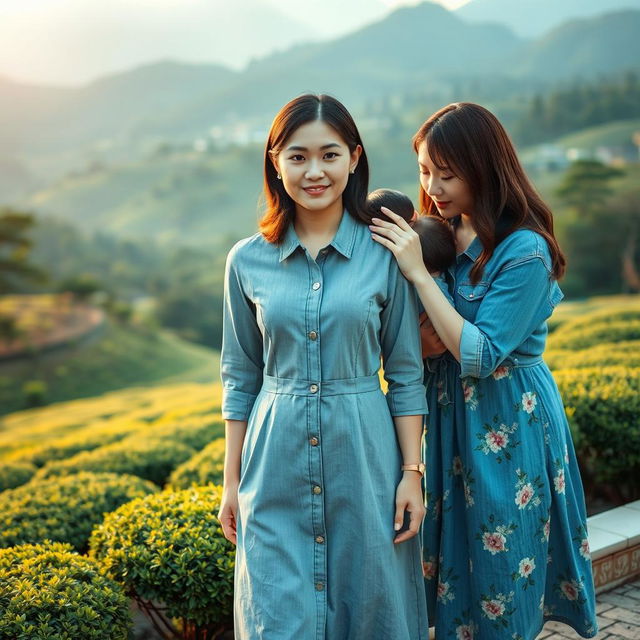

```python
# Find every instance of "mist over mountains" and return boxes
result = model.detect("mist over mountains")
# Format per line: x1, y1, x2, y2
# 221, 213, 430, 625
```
2, 3, 639, 159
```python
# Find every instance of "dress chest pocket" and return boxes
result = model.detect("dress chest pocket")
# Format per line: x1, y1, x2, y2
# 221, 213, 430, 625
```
456, 281, 489, 321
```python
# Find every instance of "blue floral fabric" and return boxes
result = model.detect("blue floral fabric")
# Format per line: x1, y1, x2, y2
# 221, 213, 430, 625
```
221, 211, 429, 640
422, 230, 598, 640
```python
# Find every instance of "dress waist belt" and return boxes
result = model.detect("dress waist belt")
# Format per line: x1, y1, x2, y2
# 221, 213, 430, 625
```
261, 373, 381, 397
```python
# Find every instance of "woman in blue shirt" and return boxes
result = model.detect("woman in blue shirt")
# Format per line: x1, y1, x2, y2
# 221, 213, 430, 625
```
370, 102, 597, 640
218, 94, 429, 639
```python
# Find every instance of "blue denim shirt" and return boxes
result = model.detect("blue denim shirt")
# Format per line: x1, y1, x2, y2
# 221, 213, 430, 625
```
452, 229, 564, 378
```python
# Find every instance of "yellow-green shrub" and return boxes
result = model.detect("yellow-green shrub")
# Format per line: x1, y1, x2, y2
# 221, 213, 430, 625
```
89, 485, 234, 637
553, 366, 640, 499
150, 414, 225, 451
0, 461, 37, 492
7, 419, 147, 467
33, 437, 196, 486
0, 471, 158, 552
547, 319, 640, 350
545, 341, 640, 370
0, 540, 132, 640
167, 437, 225, 489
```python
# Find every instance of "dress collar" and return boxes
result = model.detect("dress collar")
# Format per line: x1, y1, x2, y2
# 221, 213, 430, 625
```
278, 210, 357, 262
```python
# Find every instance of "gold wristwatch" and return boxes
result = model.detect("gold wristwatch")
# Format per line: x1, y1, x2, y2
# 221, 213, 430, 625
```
401, 462, 426, 476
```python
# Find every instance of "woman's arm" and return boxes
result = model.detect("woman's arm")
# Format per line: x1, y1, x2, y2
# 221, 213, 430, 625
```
218, 419, 247, 545
393, 414, 426, 544
371, 211, 562, 379
370, 211, 464, 360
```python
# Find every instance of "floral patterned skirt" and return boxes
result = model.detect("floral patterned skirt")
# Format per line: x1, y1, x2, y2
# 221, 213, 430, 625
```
421, 355, 598, 639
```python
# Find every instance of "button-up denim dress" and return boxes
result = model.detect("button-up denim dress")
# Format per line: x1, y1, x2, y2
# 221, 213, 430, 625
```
422, 230, 597, 640
221, 211, 429, 640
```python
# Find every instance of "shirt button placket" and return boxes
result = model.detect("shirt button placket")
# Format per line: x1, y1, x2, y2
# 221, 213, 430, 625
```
307, 260, 326, 629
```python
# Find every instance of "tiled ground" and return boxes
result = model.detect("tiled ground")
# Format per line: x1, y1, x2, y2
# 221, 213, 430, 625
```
537, 577, 640, 640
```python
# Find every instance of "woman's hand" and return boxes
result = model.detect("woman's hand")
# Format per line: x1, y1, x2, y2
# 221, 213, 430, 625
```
393, 472, 426, 544
217, 482, 239, 545
370, 207, 429, 284
420, 312, 447, 358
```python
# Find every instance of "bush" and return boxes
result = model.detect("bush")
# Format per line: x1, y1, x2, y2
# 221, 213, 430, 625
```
33, 437, 196, 486
547, 319, 640, 350
553, 366, 640, 500
89, 485, 234, 639
0, 471, 158, 552
22, 379, 47, 408
0, 540, 132, 640
545, 341, 640, 370
0, 460, 37, 491
168, 437, 225, 489
8, 419, 147, 468
151, 414, 225, 451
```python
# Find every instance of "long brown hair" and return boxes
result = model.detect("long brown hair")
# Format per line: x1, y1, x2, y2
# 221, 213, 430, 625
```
412, 102, 566, 282
259, 94, 370, 244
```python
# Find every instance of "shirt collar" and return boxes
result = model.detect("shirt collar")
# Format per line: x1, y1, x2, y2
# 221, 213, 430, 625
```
460, 234, 482, 262
278, 210, 357, 262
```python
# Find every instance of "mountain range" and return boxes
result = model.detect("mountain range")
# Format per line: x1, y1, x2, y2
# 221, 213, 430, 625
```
1, 2, 639, 199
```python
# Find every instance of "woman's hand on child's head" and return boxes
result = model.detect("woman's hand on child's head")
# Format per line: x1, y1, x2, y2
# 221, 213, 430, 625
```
369, 207, 428, 283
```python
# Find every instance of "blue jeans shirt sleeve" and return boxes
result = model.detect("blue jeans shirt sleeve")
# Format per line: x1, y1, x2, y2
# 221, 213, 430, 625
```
459, 255, 563, 378
221, 243, 264, 420
380, 261, 428, 416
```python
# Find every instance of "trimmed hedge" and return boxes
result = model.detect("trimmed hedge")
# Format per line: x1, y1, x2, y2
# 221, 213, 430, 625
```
545, 341, 640, 370
168, 437, 225, 489
0, 540, 132, 640
6, 419, 146, 468
89, 485, 234, 637
0, 471, 158, 552
0, 460, 37, 492
33, 437, 196, 486
151, 414, 225, 451
553, 366, 640, 499
547, 319, 640, 350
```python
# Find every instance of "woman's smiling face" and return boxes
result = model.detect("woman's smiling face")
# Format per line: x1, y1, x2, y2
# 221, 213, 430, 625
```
273, 119, 361, 217
417, 140, 474, 220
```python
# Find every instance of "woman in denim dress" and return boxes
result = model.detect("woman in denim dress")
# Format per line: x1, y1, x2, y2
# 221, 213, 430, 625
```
218, 94, 429, 639
370, 103, 598, 640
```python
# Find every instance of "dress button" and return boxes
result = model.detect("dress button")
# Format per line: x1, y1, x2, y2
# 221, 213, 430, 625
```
315, 535, 325, 544
308, 330, 318, 340
313, 485, 322, 495
309, 436, 319, 446
309, 383, 318, 393
469, 293, 474, 298
312, 282, 321, 290
316, 582, 324, 591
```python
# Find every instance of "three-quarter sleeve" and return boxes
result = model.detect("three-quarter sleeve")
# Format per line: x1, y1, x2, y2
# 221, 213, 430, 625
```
220, 243, 264, 420
380, 259, 428, 417
459, 254, 563, 379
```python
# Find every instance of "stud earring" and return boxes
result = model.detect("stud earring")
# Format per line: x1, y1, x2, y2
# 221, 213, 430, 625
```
349, 169, 355, 174
277, 173, 281, 180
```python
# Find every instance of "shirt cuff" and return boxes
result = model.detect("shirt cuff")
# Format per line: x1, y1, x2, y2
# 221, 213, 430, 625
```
222, 388, 258, 421
459, 320, 483, 378
386, 383, 428, 417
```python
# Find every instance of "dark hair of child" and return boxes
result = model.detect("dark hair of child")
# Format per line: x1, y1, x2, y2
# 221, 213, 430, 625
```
365, 188, 415, 224
413, 215, 456, 274
365, 188, 456, 274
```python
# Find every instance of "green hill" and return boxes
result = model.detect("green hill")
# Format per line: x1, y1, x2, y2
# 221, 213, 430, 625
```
0, 319, 218, 416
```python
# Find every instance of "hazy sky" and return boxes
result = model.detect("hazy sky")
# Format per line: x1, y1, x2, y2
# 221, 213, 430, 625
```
0, 0, 469, 86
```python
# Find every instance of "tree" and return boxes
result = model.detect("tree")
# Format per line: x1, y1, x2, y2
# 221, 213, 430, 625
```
0, 208, 45, 293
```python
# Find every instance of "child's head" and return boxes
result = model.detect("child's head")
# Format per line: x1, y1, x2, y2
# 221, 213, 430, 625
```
413, 215, 456, 275
365, 188, 416, 225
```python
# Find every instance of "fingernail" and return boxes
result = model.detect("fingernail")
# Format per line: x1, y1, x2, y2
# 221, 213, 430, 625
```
394, 522, 401, 531
371, 217, 380, 223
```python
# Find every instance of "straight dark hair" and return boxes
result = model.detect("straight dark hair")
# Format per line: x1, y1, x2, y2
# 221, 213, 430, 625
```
412, 102, 566, 283
260, 94, 370, 243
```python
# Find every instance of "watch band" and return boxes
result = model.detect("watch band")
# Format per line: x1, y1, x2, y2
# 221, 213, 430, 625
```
401, 462, 426, 476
